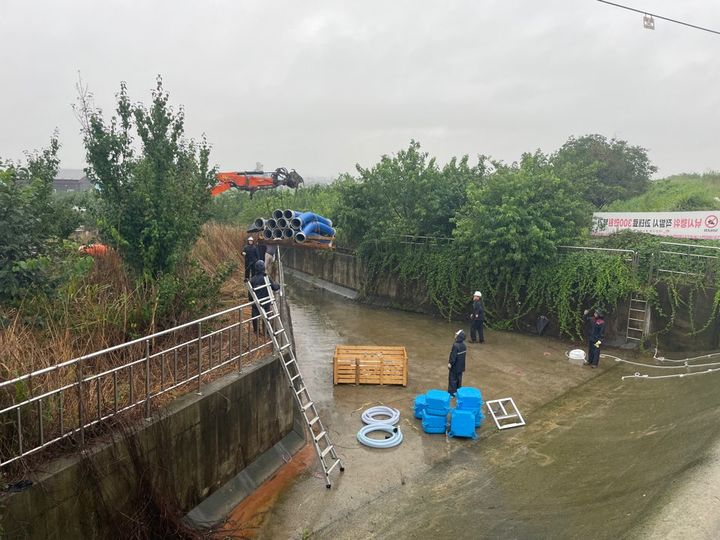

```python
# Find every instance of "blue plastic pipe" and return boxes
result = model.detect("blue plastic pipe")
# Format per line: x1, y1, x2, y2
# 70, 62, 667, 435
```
301, 221, 335, 237
298, 211, 333, 228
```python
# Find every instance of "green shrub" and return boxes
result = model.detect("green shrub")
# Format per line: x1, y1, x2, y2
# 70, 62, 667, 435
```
0, 137, 63, 304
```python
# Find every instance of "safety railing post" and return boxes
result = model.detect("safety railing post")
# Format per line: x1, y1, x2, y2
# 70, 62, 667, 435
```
16, 408, 23, 457
237, 307, 243, 373
76, 361, 85, 447
144, 339, 151, 418
196, 321, 203, 395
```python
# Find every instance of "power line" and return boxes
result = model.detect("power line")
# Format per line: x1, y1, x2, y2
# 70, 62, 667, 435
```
596, 0, 720, 36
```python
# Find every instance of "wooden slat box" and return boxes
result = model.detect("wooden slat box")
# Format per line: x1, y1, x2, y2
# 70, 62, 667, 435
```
333, 345, 408, 386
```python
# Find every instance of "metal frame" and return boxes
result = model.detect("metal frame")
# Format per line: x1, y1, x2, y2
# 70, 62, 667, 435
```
656, 241, 720, 278
485, 398, 526, 430
1, 299, 277, 469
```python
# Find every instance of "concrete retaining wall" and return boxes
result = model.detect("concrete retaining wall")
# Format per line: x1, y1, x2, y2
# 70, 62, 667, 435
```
1, 355, 302, 539
653, 282, 720, 351
282, 247, 720, 350
282, 247, 432, 313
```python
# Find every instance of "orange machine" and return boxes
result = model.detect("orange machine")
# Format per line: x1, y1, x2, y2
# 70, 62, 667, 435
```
211, 167, 303, 196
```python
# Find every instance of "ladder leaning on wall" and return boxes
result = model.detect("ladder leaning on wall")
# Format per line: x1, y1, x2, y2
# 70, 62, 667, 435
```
626, 293, 649, 342
247, 277, 345, 488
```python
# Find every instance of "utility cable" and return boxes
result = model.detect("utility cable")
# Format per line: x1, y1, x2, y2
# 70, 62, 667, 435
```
596, 0, 720, 36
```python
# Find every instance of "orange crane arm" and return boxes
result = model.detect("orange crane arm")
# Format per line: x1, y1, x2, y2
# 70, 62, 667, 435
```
210, 168, 303, 196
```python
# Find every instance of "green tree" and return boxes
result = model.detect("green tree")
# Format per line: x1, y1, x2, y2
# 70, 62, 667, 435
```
0, 138, 61, 302
553, 134, 657, 208
49, 191, 98, 238
454, 151, 590, 316
336, 141, 487, 246
79, 77, 213, 277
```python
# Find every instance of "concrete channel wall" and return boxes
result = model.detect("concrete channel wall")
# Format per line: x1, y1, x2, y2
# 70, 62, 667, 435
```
282, 248, 430, 312
1, 353, 303, 538
283, 247, 720, 351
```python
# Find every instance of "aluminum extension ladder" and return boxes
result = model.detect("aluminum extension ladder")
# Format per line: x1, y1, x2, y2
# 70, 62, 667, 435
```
247, 277, 344, 488
626, 294, 648, 342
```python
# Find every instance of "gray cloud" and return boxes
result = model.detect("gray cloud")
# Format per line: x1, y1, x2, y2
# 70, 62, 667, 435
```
1, 0, 719, 178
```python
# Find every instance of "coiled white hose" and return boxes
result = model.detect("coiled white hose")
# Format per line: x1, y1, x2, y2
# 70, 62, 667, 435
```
361, 406, 400, 425
356, 423, 404, 448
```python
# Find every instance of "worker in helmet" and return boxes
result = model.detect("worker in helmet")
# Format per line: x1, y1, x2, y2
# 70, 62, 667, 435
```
469, 291, 485, 343
242, 236, 260, 281
447, 329, 467, 396
583, 308, 606, 368
249, 260, 280, 333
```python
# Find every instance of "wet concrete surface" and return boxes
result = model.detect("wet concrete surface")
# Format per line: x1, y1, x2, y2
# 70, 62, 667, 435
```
254, 277, 720, 539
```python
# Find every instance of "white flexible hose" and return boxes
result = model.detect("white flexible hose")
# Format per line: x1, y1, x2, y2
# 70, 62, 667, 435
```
361, 406, 400, 425
604, 353, 720, 381
653, 347, 720, 364
605, 354, 720, 370
622, 367, 720, 381
356, 423, 404, 448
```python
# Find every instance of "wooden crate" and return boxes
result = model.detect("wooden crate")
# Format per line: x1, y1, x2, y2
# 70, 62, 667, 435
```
333, 345, 408, 386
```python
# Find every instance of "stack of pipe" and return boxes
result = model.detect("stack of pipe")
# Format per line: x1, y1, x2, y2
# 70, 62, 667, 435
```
252, 209, 336, 245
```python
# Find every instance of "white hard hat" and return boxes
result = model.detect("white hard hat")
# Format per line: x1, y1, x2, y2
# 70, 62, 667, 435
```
473, 291, 482, 297
248, 236, 254, 241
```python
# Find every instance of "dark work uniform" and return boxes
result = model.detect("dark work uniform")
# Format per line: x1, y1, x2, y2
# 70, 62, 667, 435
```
585, 314, 605, 366
242, 243, 260, 280
256, 244, 267, 268
448, 331, 467, 395
248, 269, 280, 333
470, 300, 485, 343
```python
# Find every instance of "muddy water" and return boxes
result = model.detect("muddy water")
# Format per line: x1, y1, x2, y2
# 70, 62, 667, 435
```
266, 276, 720, 539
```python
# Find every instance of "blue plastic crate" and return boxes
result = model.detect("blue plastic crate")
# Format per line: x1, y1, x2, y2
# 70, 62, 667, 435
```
422, 412, 448, 429
425, 406, 451, 417
456, 387, 483, 409
448, 409, 477, 439
425, 389, 451, 411
474, 409, 485, 427
414, 395, 427, 419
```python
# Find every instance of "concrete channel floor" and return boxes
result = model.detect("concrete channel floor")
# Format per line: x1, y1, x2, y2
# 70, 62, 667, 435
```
240, 277, 720, 539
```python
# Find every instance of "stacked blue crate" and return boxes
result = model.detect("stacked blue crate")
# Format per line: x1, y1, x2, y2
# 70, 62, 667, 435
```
448, 408, 477, 439
414, 395, 426, 419
456, 387, 484, 428
421, 389, 451, 434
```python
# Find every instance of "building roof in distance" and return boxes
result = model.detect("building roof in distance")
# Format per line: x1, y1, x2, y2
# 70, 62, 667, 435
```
55, 168, 86, 180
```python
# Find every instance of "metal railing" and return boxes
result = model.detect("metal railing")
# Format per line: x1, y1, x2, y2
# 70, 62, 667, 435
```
656, 241, 720, 278
558, 245, 639, 270
0, 298, 278, 469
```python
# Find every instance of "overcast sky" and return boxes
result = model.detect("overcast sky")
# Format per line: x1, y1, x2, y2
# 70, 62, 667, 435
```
1, 0, 718, 179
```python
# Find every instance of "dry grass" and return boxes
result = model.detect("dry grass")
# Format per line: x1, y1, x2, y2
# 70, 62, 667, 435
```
193, 222, 250, 305
0, 223, 270, 477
